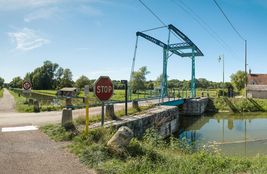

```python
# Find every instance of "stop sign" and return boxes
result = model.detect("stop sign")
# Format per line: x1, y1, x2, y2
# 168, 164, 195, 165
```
94, 76, 113, 101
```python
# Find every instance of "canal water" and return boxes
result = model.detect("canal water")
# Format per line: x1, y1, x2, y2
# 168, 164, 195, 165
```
178, 112, 267, 156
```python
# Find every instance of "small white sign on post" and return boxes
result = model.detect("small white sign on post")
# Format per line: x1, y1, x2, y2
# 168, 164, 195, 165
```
84, 85, 89, 96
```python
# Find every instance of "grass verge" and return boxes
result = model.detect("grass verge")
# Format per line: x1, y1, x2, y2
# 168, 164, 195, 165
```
41, 124, 267, 174
209, 97, 267, 112
0, 88, 3, 98
9, 90, 34, 112
9, 90, 62, 112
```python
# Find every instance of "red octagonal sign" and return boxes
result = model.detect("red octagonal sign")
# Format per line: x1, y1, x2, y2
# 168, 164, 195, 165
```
94, 76, 113, 101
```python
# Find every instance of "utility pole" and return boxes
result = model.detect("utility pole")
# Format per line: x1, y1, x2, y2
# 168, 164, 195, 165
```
245, 40, 247, 98
219, 55, 224, 97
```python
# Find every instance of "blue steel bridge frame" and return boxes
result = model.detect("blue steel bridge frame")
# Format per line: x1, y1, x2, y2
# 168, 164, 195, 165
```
130, 24, 204, 99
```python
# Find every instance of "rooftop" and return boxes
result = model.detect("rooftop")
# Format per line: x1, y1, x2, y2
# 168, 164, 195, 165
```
248, 74, 267, 85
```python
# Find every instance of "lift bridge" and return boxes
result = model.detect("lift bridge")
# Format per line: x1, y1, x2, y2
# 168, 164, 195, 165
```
129, 24, 204, 101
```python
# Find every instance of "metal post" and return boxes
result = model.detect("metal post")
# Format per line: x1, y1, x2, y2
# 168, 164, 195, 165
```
190, 47, 196, 98
129, 36, 139, 100
161, 48, 168, 100
85, 97, 89, 134
125, 83, 128, 116
121, 80, 128, 116
101, 102, 104, 127
245, 40, 247, 98
223, 55, 225, 97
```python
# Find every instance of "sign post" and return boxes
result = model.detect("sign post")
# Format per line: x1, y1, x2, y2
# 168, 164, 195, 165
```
22, 81, 32, 99
84, 85, 89, 134
121, 80, 128, 116
94, 76, 113, 127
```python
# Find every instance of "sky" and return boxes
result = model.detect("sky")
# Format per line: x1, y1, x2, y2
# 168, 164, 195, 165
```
0, 0, 267, 83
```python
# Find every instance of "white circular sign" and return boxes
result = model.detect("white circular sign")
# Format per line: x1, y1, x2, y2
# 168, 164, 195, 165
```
23, 81, 32, 90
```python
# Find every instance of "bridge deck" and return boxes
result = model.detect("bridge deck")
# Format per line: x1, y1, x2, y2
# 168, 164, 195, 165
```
161, 99, 185, 106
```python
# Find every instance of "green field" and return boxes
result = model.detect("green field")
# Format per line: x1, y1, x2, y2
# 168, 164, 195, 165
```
33, 88, 219, 100
33, 89, 157, 100
9, 89, 63, 112
10, 88, 220, 113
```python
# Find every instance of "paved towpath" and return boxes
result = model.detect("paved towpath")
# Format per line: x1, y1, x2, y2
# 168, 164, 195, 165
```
0, 130, 96, 174
0, 88, 16, 113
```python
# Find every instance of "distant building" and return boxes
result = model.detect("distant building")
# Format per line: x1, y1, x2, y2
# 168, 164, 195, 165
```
247, 71, 267, 98
57, 87, 78, 97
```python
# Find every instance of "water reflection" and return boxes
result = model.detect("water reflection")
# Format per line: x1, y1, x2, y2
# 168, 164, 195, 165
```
178, 113, 267, 156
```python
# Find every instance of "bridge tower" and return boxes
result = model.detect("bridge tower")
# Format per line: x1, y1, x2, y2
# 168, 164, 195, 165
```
129, 24, 203, 99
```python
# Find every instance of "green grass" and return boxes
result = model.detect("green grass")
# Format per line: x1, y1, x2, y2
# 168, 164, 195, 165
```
33, 89, 156, 101
9, 90, 62, 112
9, 90, 34, 112
0, 88, 3, 98
210, 97, 267, 112
42, 125, 267, 174
32, 90, 57, 96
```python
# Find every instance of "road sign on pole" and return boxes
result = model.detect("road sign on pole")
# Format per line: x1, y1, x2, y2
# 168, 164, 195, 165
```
22, 81, 32, 91
84, 85, 89, 134
94, 76, 113, 127
22, 81, 32, 95
121, 80, 128, 116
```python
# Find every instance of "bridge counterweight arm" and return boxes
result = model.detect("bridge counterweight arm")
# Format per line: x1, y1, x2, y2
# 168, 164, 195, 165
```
136, 32, 167, 49
136, 32, 182, 57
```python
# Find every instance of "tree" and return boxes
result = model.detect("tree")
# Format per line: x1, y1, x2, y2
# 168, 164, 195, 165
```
168, 79, 179, 89
230, 70, 247, 91
197, 78, 209, 89
154, 74, 163, 88
54, 67, 64, 89
30, 61, 59, 89
59, 68, 74, 88
75, 75, 91, 89
130, 66, 150, 93
9, 76, 23, 88
145, 80, 154, 90
0, 77, 4, 88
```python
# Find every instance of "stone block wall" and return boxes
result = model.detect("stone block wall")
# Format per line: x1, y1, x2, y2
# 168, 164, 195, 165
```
91, 106, 180, 138
181, 97, 208, 116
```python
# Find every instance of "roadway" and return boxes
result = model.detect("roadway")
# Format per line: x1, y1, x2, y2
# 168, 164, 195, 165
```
0, 88, 172, 127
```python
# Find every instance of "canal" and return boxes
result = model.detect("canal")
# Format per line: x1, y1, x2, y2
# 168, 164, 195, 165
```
178, 112, 267, 156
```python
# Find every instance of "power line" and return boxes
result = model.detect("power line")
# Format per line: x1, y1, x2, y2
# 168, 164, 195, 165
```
212, 0, 245, 41
138, 0, 166, 26
137, 0, 184, 43
170, 0, 241, 58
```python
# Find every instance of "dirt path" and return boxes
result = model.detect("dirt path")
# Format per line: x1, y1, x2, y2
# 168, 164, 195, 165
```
0, 88, 16, 113
0, 130, 95, 174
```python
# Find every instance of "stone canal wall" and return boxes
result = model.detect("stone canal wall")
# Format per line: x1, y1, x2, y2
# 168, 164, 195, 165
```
181, 97, 209, 116
92, 106, 180, 138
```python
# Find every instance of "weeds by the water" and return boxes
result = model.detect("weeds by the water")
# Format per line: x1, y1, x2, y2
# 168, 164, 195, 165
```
41, 123, 267, 174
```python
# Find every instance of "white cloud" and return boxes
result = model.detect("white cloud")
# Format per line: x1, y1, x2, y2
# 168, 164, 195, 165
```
79, 5, 103, 16
24, 7, 59, 22
0, 0, 59, 11
8, 28, 50, 51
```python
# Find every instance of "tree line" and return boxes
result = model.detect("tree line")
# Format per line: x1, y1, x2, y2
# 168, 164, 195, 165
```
5, 61, 246, 92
